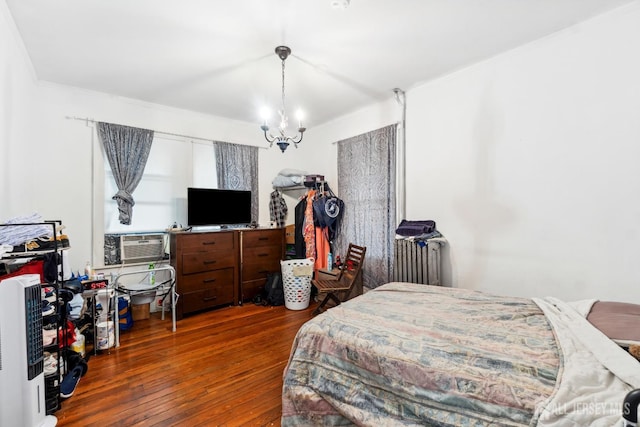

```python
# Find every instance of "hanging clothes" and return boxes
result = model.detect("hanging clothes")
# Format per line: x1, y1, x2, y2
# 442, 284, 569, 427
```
311, 183, 344, 243
269, 190, 288, 227
303, 190, 316, 262
294, 197, 307, 258
315, 225, 330, 272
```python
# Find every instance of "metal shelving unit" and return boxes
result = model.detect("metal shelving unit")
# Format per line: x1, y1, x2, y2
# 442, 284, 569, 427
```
0, 220, 67, 414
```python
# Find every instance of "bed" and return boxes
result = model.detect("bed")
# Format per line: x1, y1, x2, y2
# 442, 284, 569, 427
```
281, 282, 640, 426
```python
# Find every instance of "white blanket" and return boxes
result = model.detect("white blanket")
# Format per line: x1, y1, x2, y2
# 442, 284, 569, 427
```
534, 297, 640, 426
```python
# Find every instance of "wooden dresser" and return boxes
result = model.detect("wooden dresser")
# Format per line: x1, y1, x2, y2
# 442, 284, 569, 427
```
239, 228, 285, 303
170, 230, 239, 318
170, 228, 285, 317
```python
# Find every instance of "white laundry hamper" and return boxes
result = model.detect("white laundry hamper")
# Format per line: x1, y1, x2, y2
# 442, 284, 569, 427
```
280, 258, 314, 310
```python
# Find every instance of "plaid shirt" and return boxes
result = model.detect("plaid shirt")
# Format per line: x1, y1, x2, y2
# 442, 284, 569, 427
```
269, 190, 288, 227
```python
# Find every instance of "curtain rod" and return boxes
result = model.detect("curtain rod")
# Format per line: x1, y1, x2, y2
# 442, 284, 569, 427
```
330, 121, 401, 145
66, 115, 268, 149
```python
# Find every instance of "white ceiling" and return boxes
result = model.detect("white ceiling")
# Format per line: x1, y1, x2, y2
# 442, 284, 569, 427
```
6, 0, 634, 128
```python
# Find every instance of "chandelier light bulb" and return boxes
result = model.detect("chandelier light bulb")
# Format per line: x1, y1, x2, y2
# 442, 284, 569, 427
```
260, 107, 270, 121
260, 107, 271, 129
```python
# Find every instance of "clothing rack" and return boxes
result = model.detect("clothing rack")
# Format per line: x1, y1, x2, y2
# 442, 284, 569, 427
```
274, 175, 328, 193
311, 180, 326, 194
274, 182, 327, 193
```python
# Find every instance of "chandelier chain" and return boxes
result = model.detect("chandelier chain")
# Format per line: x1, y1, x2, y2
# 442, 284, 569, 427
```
281, 58, 286, 114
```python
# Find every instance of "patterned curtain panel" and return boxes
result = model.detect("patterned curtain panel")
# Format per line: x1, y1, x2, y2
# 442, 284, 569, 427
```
336, 124, 397, 289
214, 141, 259, 223
97, 122, 154, 225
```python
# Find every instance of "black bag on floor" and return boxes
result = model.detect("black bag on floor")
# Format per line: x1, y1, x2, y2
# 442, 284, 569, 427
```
265, 272, 284, 306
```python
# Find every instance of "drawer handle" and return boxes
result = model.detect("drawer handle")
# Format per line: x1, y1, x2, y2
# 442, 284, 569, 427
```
203, 278, 217, 283
202, 241, 216, 245
203, 296, 217, 301
258, 237, 269, 241
259, 270, 269, 274
258, 253, 269, 257
203, 260, 217, 265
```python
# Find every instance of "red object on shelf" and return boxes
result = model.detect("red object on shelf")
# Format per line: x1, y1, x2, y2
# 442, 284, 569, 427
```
0, 259, 44, 283
59, 320, 76, 348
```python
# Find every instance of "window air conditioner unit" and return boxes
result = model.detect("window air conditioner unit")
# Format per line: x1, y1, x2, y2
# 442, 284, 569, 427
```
120, 234, 165, 264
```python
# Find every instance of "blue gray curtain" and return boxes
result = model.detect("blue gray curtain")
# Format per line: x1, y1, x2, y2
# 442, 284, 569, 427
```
97, 122, 154, 225
336, 124, 397, 289
214, 141, 259, 223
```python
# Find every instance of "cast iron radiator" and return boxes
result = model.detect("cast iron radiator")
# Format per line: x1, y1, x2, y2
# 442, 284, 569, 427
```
393, 239, 443, 285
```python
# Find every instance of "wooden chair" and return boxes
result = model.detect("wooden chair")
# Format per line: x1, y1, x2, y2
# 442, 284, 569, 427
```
312, 244, 366, 315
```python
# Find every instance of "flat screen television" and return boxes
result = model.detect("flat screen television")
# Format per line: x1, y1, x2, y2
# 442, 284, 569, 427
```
187, 187, 252, 227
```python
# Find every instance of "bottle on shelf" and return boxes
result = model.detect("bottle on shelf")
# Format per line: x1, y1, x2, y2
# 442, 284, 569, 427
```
84, 261, 92, 279
149, 263, 155, 285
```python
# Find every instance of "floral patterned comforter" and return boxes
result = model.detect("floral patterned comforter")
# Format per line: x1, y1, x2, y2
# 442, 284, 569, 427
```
282, 282, 561, 426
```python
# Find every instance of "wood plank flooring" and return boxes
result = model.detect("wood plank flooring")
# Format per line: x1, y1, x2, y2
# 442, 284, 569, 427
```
54, 301, 317, 427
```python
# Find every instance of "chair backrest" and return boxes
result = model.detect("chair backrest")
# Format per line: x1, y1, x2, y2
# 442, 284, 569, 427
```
336, 244, 366, 287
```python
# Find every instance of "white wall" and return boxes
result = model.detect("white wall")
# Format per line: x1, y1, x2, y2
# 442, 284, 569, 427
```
404, 2, 640, 301
316, 3, 640, 302
0, 1, 37, 219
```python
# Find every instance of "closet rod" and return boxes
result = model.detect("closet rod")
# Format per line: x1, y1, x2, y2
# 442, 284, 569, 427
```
66, 116, 268, 149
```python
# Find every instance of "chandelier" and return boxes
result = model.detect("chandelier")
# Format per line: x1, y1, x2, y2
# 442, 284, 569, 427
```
260, 46, 306, 153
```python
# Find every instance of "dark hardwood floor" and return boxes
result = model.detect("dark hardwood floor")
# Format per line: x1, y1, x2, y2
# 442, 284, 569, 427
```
54, 301, 317, 426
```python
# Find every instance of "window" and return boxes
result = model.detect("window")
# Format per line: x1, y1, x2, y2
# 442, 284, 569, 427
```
104, 136, 218, 233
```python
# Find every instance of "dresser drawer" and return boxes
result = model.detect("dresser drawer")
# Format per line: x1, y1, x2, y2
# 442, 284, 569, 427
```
182, 286, 234, 312
182, 251, 236, 274
242, 246, 281, 280
242, 229, 283, 248
242, 263, 281, 283
178, 267, 234, 294
243, 245, 281, 262
177, 232, 235, 252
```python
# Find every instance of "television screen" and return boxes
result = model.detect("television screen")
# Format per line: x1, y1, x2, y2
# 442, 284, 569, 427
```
187, 188, 252, 227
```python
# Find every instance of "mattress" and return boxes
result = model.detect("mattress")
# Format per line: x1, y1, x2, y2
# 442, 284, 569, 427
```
281, 282, 640, 426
